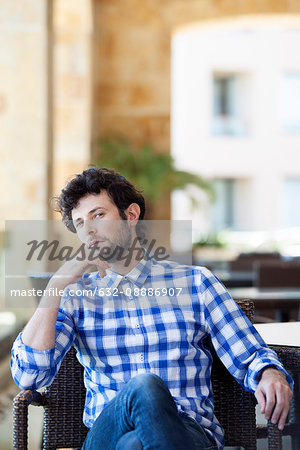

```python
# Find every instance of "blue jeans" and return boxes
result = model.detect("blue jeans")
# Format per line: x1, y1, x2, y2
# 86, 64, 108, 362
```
82, 373, 217, 450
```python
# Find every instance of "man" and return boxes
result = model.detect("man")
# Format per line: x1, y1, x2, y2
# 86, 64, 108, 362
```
11, 168, 293, 450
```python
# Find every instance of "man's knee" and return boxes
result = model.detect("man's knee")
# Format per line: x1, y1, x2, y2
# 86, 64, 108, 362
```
123, 373, 176, 413
115, 431, 143, 450
126, 373, 172, 403
128, 373, 166, 392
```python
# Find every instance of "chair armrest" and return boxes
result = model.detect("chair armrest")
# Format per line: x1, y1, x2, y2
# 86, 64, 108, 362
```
14, 389, 45, 406
13, 390, 46, 450
261, 346, 300, 449
269, 345, 300, 372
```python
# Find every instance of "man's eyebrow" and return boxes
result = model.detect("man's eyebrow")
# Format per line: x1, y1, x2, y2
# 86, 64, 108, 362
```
88, 206, 106, 215
74, 207, 106, 224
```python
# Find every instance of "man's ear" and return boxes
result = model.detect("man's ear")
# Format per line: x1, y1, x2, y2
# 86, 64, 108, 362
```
125, 203, 140, 226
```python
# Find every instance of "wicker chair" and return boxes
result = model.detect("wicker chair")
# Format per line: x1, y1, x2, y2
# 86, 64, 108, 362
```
13, 300, 300, 450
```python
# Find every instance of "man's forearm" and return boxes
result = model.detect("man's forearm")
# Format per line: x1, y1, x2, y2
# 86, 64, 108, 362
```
256, 365, 283, 382
21, 252, 109, 351
21, 279, 64, 351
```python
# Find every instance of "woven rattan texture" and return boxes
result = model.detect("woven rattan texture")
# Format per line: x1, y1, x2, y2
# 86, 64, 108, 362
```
210, 300, 257, 450
43, 347, 88, 449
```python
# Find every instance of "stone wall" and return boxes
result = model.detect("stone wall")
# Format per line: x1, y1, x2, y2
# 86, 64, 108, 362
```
0, 0, 93, 228
52, 0, 93, 211
0, 1, 48, 228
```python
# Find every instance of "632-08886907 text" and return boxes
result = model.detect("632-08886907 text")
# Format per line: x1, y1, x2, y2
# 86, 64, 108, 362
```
73, 287, 184, 298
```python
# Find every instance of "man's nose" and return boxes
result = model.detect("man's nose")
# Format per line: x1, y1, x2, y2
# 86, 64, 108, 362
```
84, 219, 97, 234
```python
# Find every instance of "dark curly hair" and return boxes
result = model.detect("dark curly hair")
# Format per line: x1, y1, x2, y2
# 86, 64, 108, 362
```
54, 167, 146, 233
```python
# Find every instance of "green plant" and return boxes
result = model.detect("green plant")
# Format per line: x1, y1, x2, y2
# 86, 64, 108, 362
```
193, 233, 226, 248
94, 137, 214, 207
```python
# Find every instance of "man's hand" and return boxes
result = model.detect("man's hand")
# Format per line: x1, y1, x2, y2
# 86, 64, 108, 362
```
50, 247, 110, 291
255, 368, 293, 430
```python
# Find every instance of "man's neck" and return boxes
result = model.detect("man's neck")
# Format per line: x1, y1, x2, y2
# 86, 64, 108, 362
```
97, 239, 145, 276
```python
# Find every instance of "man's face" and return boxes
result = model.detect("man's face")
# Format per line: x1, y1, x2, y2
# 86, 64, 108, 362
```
71, 191, 132, 262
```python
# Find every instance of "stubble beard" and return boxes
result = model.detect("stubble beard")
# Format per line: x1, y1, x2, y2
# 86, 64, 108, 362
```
100, 222, 133, 263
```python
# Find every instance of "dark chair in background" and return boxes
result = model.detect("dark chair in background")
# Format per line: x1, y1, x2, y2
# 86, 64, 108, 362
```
255, 260, 300, 288
12, 300, 300, 450
255, 260, 300, 321
229, 252, 282, 272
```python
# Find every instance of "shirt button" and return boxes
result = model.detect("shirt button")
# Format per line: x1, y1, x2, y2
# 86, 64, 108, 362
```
140, 354, 144, 361
136, 323, 140, 328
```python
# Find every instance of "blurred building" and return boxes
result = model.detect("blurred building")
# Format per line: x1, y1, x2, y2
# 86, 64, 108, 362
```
172, 16, 300, 237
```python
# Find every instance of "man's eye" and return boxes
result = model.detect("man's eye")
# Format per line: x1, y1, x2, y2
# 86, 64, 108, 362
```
76, 221, 83, 228
94, 213, 103, 219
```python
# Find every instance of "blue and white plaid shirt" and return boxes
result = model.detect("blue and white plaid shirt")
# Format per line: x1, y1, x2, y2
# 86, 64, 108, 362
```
11, 257, 292, 448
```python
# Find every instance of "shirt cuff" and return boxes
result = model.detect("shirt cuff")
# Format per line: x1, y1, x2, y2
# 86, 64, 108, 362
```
13, 332, 55, 370
249, 361, 294, 392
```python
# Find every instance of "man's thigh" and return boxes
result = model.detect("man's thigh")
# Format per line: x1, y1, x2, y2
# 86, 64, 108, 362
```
181, 415, 217, 450
83, 413, 217, 450
82, 373, 218, 450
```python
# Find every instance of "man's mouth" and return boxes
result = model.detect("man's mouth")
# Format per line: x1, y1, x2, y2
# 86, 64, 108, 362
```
88, 239, 106, 249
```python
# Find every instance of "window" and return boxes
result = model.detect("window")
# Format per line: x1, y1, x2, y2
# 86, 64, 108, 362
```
214, 76, 235, 116
281, 73, 300, 133
212, 73, 247, 136
210, 179, 236, 231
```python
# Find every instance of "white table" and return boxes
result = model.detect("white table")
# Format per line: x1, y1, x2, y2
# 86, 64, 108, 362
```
255, 322, 300, 347
229, 287, 300, 321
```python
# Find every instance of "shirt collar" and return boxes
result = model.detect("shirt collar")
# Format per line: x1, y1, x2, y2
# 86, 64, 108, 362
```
104, 256, 153, 288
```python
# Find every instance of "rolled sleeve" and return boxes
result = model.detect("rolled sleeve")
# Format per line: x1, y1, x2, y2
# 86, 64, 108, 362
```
12, 333, 55, 369
244, 346, 294, 392
11, 308, 75, 390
